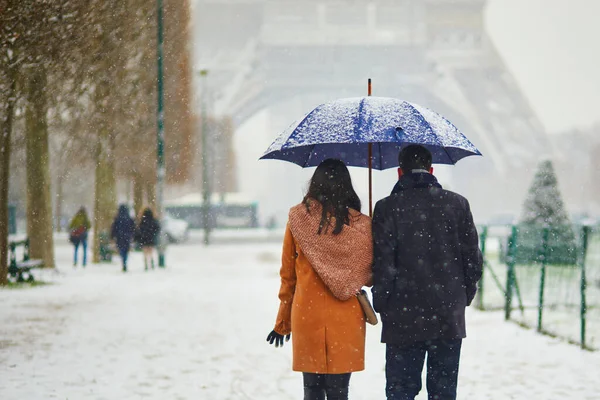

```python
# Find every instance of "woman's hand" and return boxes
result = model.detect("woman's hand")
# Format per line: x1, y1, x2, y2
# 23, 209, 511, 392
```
266, 330, 290, 348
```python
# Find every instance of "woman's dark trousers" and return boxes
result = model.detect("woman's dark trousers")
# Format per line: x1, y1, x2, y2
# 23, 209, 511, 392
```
303, 372, 351, 400
385, 339, 462, 400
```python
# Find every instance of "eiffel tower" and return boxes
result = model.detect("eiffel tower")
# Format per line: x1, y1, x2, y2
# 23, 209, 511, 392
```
192, 0, 552, 219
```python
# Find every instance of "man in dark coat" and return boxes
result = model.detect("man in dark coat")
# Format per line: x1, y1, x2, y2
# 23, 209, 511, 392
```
372, 145, 483, 400
111, 205, 136, 272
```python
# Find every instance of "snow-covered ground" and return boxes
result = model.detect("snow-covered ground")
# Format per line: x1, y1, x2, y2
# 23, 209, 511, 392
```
2, 236, 600, 399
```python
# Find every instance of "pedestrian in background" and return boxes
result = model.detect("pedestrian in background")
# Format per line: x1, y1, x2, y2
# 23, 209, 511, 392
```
136, 207, 161, 270
111, 205, 136, 272
69, 206, 91, 267
267, 159, 373, 400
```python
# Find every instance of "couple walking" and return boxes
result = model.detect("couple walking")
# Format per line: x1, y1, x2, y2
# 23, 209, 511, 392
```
111, 205, 160, 272
267, 145, 483, 399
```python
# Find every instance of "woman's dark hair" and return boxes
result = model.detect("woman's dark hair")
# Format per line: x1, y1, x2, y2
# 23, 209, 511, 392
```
303, 159, 361, 235
142, 208, 154, 221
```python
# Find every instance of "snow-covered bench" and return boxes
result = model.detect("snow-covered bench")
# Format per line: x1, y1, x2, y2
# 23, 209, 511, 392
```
8, 239, 44, 282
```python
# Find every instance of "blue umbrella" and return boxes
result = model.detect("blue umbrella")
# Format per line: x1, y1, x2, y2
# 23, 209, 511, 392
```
260, 96, 481, 169
260, 93, 482, 214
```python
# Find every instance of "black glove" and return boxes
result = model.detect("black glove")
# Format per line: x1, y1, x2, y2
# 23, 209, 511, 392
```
266, 330, 290, 348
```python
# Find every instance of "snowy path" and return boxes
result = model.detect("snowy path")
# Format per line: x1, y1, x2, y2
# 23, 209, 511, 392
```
1, 239, 600, 399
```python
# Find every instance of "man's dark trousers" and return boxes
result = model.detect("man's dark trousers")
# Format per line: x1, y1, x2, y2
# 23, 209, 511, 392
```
385, 339, 462, 400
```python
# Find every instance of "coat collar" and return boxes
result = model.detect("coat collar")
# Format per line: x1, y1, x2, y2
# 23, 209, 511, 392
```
392, 173, 442, 194
288, 201, 373, 301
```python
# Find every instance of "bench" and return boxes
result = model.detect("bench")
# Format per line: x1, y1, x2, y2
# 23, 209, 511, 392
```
8, 239, 44, 282
98, 232, 116, 262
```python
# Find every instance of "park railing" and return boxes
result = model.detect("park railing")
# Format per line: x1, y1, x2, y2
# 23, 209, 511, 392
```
476, 224, 599, 350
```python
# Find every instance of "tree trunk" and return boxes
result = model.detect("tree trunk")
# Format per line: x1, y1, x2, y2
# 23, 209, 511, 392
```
133, 173, 144, 219
0, 64, 18, 285
146, 180, 156, 213
92, 131, 117, 263
25, 67, 55, 269
55, 174, 64, 232
125, 178, 132, 207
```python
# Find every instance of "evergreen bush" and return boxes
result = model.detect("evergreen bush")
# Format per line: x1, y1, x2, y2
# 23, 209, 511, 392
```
515, 160, 577, 265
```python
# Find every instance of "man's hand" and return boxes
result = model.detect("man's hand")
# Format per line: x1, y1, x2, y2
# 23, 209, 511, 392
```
266, 330, 290, 348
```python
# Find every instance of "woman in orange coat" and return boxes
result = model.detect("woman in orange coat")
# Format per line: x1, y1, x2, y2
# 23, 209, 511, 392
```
266, 159, 373, 400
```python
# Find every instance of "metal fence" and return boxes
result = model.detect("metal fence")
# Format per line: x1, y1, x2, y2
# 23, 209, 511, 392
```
475, 224, 599, 350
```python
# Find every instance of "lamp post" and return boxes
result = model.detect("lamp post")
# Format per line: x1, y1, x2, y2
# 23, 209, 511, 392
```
156, 0, 166, 267
199, 69, 211, 245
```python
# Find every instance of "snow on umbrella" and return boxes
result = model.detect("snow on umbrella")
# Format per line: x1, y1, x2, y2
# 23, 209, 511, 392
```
260, 95, 482, 215
260, 96, 482, 169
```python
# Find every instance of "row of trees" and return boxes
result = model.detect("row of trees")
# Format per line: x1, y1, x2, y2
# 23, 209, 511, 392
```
0, 0, 193, 285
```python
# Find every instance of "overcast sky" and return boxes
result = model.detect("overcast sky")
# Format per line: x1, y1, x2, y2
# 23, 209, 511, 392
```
485, 0, 600, 133
215, 0, 600, 223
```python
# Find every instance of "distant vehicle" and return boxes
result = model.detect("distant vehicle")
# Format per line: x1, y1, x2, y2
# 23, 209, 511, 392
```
165, 192, 259, 230
487, 213, 516, 226
570, 212, 598, 227
161, 214, 190, 243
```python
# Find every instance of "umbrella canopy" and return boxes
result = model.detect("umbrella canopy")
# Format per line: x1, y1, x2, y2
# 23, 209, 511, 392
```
260, 96, 481, 169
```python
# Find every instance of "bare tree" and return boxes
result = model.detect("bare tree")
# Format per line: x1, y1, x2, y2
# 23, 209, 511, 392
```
0, 0, 19, 283
0, 0, 194, 282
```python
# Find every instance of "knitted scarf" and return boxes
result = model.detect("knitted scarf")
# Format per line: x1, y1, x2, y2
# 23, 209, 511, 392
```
288, 201, 373, 301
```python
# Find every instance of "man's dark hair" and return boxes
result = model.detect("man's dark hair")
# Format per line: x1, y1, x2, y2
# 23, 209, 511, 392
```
398, 145, 433, 172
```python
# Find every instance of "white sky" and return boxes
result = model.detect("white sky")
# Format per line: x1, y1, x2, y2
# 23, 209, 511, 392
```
485, 0, 600, 133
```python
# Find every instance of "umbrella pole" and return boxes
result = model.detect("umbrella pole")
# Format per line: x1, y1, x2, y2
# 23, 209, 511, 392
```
368, 78, 373, 217
368, 143, 373, 217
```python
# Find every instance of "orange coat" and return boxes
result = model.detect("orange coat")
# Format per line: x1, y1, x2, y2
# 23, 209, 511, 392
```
274, 215, 372, 374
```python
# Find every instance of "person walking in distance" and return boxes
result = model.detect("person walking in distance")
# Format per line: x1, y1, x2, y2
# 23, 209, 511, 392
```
111, 205, 136, 273
69, 206, 91, 267
372, 145, 483, 400
266, 159, 373, 400
136, 207, 161, 271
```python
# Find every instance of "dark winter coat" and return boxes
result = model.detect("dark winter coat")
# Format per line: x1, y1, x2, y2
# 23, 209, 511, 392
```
137, 217, 160, 247
111, 207, 136, 251
372, 173, 483, 345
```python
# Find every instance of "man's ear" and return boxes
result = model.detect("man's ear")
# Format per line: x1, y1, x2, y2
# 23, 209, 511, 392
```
398, 168, 404, 179
429, 167, 434, 174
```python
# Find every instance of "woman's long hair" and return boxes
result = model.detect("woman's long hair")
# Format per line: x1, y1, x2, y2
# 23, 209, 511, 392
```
303, 159, 361, 235
141, 208, 154, 222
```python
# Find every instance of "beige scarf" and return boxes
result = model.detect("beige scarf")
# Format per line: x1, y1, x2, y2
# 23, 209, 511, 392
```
288, 201, 373, 301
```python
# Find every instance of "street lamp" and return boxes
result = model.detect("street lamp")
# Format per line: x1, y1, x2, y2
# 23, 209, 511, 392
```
156, 0, 166, 267
199, 69, 211, 245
